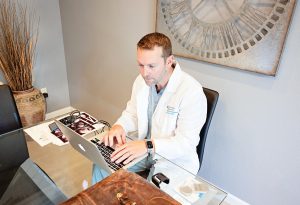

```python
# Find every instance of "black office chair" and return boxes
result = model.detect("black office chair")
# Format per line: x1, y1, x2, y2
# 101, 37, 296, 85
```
0, 84, 23, 134
0, 84, 57, 199
0, 84, 29, 198
197, 87, 219, 170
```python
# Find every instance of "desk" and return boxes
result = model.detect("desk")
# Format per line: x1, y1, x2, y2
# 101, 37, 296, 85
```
0, 121, 227, 204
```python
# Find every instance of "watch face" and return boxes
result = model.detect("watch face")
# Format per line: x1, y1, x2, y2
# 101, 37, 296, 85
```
156, 0, 296, 76
147, 141, 154, 149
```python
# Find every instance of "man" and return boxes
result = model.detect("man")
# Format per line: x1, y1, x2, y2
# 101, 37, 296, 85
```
92, 32, 207, 183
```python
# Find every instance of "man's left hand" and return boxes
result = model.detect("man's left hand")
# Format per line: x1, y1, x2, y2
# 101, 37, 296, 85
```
110, 141, 147, 165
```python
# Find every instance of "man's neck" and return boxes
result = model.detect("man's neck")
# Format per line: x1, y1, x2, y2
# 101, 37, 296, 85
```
154, 85, 162, 93
155, 66, 174, 93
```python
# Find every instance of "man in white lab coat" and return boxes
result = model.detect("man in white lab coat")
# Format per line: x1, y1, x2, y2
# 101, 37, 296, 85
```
92, 33, 207, 183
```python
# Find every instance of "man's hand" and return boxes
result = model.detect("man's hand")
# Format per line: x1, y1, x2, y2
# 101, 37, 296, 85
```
110, 141, 147, 165
101, 124, 126, 147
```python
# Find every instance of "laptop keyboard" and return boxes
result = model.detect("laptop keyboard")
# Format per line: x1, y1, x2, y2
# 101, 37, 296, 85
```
90, 138, 125, 171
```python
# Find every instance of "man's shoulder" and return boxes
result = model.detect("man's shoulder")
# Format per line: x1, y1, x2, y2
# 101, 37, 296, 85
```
132, 74, 146, 86
180, 71, 203, 90
132, 75, 147, 92
174, 69, 205, 101
170, 64, 202, 92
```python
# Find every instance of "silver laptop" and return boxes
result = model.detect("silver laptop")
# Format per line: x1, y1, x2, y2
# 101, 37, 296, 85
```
55, 120, 146, 174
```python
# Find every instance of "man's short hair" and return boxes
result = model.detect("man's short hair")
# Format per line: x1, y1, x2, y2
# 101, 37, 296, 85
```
137, 32, 172, 59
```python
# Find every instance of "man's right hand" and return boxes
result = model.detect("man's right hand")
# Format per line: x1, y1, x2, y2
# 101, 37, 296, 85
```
101, 124, 126, 147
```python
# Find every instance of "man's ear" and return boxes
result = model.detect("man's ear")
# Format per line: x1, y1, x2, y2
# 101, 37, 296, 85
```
166, 55, 174, 67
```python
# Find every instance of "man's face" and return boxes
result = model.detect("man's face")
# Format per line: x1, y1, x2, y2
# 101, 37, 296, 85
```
137, 46, 169, 87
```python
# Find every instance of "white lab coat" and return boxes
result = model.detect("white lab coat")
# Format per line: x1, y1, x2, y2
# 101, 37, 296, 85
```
115, 64, 207, 174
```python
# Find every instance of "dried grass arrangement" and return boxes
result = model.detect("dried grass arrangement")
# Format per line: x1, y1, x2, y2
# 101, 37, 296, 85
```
0, 0, 38, 91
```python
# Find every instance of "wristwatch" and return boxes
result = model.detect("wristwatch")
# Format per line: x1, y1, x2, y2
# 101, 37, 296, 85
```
146, 140, 154, 156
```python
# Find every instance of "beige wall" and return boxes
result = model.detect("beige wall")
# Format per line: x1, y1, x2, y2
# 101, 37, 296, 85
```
59, 0, 156, 123
59, 1, 300, 205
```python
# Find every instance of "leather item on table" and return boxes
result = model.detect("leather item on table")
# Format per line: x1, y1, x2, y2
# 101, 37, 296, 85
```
60, 169, 180, 205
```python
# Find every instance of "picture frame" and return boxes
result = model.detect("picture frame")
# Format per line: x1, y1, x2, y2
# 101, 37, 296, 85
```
155, 0, 296, 76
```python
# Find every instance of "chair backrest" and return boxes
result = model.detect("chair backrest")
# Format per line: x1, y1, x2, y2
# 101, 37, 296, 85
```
0, 85, 28, 197
197, 87, 219, 170
1, 159, 67, 204
0, 84, 23, 135
0, 129, 30, 197
0, 85, 29, 198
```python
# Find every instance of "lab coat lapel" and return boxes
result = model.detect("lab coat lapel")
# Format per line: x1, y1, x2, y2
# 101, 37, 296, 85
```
152, 64, 183, 133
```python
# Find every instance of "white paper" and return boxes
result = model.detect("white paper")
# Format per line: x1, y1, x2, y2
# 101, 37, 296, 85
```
25, 121, 68, 146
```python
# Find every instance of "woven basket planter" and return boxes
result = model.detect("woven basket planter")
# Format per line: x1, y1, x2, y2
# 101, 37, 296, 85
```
13, 87, 46, 127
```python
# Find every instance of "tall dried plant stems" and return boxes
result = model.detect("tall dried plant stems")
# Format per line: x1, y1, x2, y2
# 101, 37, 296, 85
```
0, 0, 38, 91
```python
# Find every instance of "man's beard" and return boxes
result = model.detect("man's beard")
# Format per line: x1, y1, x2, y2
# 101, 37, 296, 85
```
143, 68, 167, 86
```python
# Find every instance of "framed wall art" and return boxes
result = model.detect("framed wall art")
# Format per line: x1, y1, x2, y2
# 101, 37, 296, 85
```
155, 0, 296, 76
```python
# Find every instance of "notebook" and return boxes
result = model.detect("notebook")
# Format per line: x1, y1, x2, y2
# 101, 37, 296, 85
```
55, 120, 146, 174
